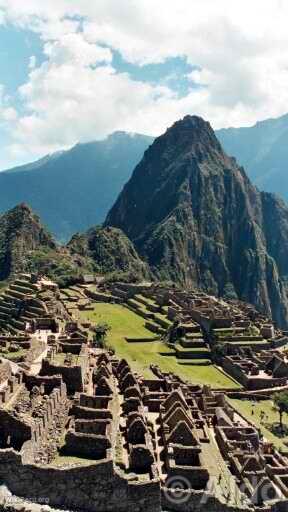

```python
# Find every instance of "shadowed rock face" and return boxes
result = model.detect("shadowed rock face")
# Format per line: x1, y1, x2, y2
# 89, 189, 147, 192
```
0, 203, 56, 280
106, 115, 288, 328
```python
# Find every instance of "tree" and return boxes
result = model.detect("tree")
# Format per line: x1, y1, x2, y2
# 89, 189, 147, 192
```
93, 322, 111, 349
212, 342, 228, 363
273, 391, 288, 432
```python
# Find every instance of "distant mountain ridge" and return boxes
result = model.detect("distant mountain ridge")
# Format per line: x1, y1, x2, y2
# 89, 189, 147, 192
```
216, 113, 288, 200
106, 115, 288, 329
0, 132, 153, 241
1, 112, 288, 243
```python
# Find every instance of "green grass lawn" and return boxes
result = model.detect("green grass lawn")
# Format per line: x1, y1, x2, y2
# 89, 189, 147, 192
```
80, 303, 239, 388
229, 398, 288, 450
0, 348, 27, 361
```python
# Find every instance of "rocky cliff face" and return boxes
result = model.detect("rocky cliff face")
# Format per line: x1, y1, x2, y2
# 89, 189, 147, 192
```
106, 115, 288, 328
68, 226, 149, 282
0, 203, 56, 280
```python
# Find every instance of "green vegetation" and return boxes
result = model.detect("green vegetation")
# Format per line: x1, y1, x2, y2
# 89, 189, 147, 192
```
92, 322, 111, 349
0, 348, 27, 361
80, 303, 239, 388
274, 391, 288, 431
26, 248, 91, 288
0, 203, 56, 281
229, 398, 288, 450
68, 226, 148, 283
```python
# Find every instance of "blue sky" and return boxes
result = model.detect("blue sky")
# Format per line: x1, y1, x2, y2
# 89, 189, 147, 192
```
0, 25, 43, 96
0, 25, 44, 168
0, 0, 287, 170
0, 22, 198, 170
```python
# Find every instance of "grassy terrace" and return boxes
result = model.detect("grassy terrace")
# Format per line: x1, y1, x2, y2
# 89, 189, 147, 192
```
229, 398, 288, 451
135, 294, 156, 305
79, 303, 239, 388
0, 348, 27, 361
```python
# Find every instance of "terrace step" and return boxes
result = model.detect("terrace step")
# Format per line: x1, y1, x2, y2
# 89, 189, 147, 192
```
180, 323, 202, 334
0, 304, 12, 315
3, 293, 22, 304
5, 288, 26, 300
177, 359, 212, 366
145, 321, 166, 336
153, 314, 172, 329
26, 305, 46, 315
14, 279, 38, 292
146, 303, 161, 314
180, 338, 206, 349
175, 344, 211, 359
0, 311, 10, 321
10, 283, 34, 296
126, 302, 155, 320
9, 318, 25, 330
23, 311, 38, 319
111, 288, 128, 299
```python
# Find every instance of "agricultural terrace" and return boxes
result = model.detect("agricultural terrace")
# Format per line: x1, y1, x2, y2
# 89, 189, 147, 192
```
79, 302, 239, 388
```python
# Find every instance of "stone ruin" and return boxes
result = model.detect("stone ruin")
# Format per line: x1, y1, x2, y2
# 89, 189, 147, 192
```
0, 278, 288, 511
1, 343, 288, 512
105, 281, 288, 391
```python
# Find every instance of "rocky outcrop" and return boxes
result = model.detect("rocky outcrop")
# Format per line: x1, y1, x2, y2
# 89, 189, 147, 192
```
0, 204, 56, 280
68, 226, 149, 281
106, 115, 288, 328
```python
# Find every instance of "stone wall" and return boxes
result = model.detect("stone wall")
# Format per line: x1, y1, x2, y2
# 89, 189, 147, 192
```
222, 357, 287, 390
0, 449, 161, 512
0, 374, 22, 406
0, 410, 31, 451
64, 431, 111, 459
0, 362, 11, 384
23, 339, 46, 369
24, 374, 63, 394
40, 358, 86, 394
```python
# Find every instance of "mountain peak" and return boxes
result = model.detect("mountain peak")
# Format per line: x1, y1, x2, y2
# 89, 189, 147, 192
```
13, 202, 33, 215
145, 115, 224, 168
106, 114, 288, 329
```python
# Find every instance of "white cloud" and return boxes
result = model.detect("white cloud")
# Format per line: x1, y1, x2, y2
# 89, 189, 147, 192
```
0, 0, 288, 164
43, 33, 112, 67
0, 85, 18, 122
28, 55, 36, 69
